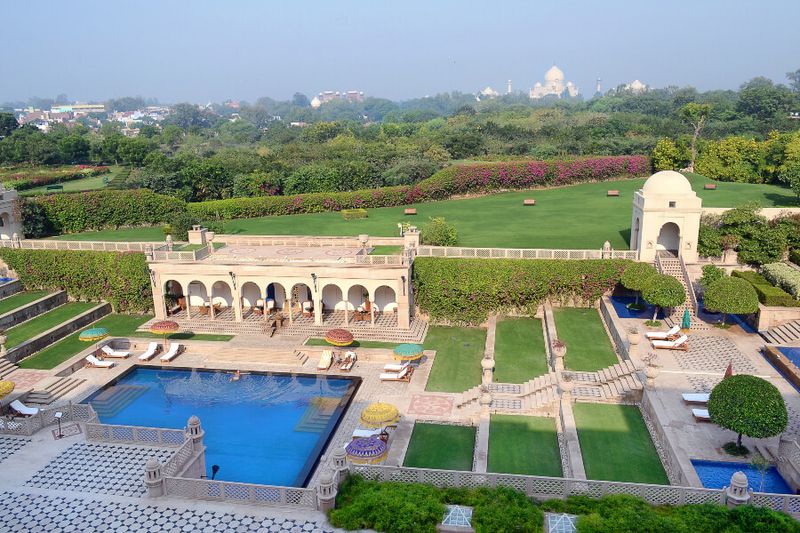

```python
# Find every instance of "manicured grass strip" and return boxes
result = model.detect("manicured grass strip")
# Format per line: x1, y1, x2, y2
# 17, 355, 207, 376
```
20, 174, 108, 196
554, 308, 618, 372
369, 245, 403, 255
305, 338, 397, 349
488, 415, 562, 477
5, 302, 96, 349
403, 423, 475, 471
129, 331, 234, 342
493, 318, 548, 382
573, 403, 668, 485
425, 326, 486, 393
0, 290, 50, 316
19, 314, 151, 369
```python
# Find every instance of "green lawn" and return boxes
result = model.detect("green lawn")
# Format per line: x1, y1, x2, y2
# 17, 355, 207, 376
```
369, 245, 403, 255
50, 173, 797, 248
573, 403, 668, 485
305, 338, 398, 349
488, 415, 562, 477
493, 318, 548, 382
5, 302, 97, 349
129, 331, 234, 342
554, 308, 618, 372
19, 165, 126, 196
403, 422, 475, 471
425, 326, 486, 393
0, 291, 50, 316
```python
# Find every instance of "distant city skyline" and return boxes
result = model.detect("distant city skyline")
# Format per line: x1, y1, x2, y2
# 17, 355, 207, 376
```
2, 0, 798, 104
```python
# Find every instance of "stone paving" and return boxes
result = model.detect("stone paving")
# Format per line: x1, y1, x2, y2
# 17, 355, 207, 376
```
25, 442, 175, 497
670, 336, 757, 374
0, 435, 29, 463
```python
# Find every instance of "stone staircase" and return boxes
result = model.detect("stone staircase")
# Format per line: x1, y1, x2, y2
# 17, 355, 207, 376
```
26, 377, 86, 406
655, 254, 708, 330
89, 384, 148, 418
0, 358, 17, 379
761, 320, 800, 345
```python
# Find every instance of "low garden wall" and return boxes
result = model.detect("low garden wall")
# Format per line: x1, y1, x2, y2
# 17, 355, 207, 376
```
0, 279, 22, 299
640, 390, 698, 487
762, 345, 800, 391
6, 302, 111, 364
756, 304, 800, 331
599, 296, 630, 361
0, 290, 66, 330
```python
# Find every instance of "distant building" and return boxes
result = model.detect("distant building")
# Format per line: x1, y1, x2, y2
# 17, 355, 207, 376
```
478, 86, 499, 99
530, 64, 578, 99
310, 91, 365, 108
624, 80, 648, 94
50, 103, 106, 114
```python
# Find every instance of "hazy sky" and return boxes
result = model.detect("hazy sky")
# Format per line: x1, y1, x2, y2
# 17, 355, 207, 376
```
3, 0, 799, 104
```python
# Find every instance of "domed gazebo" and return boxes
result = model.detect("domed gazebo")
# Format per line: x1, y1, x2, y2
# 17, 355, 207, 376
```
630, 170, 702, 263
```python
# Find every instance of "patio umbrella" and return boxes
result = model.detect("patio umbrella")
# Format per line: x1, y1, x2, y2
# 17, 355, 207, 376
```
360, 402, 400, 428
0, 380, 14, 399
150, 320, 180, 349
346, 436, 388, 464
393, 343, 424, 362
724, 361, 733, 379
79, 327, 109, 355
324, 328, 354, 347
682, 309, 691, 330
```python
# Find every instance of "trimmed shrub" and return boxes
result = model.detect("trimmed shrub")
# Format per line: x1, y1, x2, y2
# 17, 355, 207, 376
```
0, 248, 152, 312
703, 277, 759, 322
341, 208, 368, 220
761, 262, 800, 300
421, 217, 458, 246
708, 374, 787, 448
26, 189, 187, 234
641, 274, 685, 312
732, 270, 800, 307
699, 265, 725, 289
413, 257, 630, 324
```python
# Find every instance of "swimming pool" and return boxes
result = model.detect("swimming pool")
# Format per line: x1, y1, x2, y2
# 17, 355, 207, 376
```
609, 295, 663, 319
692, 459, 793, 494
778, 347, 800, 368
84, 367, 359, 487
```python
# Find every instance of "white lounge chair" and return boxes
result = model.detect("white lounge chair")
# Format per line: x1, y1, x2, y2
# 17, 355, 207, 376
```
380, 365, 413, 382
10, 399, 39, 416
317, 349, 333, 371
85, 354, 114, 368
383, 361, 410, 373
160, 343, 183, 363
340, 351, 356, 372
692, 408, 711, 422
682, 393, 710, 405
652, 334, 689, 351
101, 345, 131, 358
352, 428, 380, 439
138, 342, 161, 361
645, 325, 681, 340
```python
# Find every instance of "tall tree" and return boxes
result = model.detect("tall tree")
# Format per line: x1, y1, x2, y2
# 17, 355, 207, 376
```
678, 102, 711, 172
787, 68, 800, 93
0, 112, 18, 138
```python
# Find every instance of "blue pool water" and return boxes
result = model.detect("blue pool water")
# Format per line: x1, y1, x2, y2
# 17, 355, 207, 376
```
84, 367, 359, 487
610, 295, 664, 319
0, 277, 14, 284
692, 460, 793, 494
779, 347, 800, 368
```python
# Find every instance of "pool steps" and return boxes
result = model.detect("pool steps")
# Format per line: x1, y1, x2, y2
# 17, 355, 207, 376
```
761, 320, 800, 345
88, 384, 148, 417
26, 376, 86, 406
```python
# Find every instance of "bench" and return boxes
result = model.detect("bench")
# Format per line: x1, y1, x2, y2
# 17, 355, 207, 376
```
403, 208, 417, 215
46, 185, 64, 191
523, 199, 536, 206
607, 190, 619, 197
704, 183, 717, 190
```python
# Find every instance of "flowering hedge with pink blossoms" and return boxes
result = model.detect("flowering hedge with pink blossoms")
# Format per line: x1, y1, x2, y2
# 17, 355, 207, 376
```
189, 155, 650, 220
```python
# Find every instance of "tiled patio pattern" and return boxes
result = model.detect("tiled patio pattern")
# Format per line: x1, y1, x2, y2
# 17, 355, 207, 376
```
0, 435, 28, 463
25, 442, 174, 497
671, 336, 757, 374
1, 492, 335, 533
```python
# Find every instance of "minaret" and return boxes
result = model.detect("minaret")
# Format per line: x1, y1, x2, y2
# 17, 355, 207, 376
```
595, 78, 602, 94
507, 80, 512, 94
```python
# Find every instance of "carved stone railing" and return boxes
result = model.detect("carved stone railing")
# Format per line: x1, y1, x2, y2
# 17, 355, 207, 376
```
0, 402, 98, 436
0, 239, 166, 252
162, 438, 196, 476
85, 422, 186, 447
416, 246, 637, 260
354, 254, 408, 265
162, 477, 317, 509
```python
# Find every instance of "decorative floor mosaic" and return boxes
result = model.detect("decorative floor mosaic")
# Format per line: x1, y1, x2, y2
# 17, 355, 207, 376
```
0, 435, 28, 463
1, 492, 335, 533
686, 375, 722, 394
25, 442, 175, 498
407, 394, 453, 417
671, 337, 757, 374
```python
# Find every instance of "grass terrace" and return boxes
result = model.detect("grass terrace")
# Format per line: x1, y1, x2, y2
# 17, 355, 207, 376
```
368, 245, 403, 255
50, 173, 797, 248
425, 326, 486, 393
554, 308, 618, 372
304, 338, 398, 349
488, 415, 562, 477
573, 403, 669, 485
403, 422, 475, 471
5, 302, 96, 349
0, 290, 50, 316
493, 317, 548, 382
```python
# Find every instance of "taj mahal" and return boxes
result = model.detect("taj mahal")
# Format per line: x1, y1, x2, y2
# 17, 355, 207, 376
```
530, 64, 579, 99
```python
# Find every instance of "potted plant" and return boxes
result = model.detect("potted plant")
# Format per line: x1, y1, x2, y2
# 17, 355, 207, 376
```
642, 352, 660, 386
552, 339, 566, 358
627, 326, 641, 346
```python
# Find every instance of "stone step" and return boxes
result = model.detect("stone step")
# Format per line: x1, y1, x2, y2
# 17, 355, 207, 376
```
0, 359, 17, 379
760, 319, 800, 345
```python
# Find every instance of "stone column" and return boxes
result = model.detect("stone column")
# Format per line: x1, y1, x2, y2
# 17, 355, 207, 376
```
287, 295, 293, 324
185, 285, 192, 319
186, 416, 206, 477
344, 300, 349, 326
331, 447, 349, 485
316, 469, 337, 512
314, 294, 323, 326
370, 300, 375, 327
143, 458, 165, 497
396, 275, 411, 330
233, 291, 243, 322
153, 276, 167, 320
724, 471, 752, 508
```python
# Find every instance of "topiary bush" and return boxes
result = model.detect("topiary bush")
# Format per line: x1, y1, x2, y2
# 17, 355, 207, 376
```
620, 262, 658, 307
641, 274, 685, 318
703, 276, 760, 323
731, 270, 800, 307
421, 217, 458, 246
699, 265, 725, 290
761, 262, 800, 300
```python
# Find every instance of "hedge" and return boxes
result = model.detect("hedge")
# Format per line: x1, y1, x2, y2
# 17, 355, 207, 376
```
2, 165, 109, 191
0, 249, 153, 312
413, 257, 631, 324
791, 249, 800, 266
761, 263, 800, 300
188, 155, 650, 220
27, 189, 187, 234
732, 270, 800, 307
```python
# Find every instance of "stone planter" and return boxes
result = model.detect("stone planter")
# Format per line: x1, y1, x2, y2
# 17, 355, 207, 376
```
628, 332, 642, 346
645, 365, 660, 388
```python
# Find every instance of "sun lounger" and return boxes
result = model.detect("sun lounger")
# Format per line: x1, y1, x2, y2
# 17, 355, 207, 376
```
352, 428, 380, 439
383, 362, 410, 373
652, 334, 689, 351
160, 343, 183, 363
101, 345, 131, 358
645, 325, 681, 340
682, 393, 710, 405
85, 354, 115, 368
692, 408, 711, 422
138, 342, 161, 361
10, 399, 39, 416
317, 349, 333, 371
380, 365, 413, 382
340, 351, 357, 371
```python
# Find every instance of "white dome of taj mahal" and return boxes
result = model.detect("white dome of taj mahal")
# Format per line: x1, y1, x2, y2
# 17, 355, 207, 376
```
642, 170, 693, 195
544, 65, 564, 83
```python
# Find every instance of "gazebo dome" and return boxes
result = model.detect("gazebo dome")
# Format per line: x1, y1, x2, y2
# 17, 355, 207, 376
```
544, 65, 564, 83
642, 170, 693, 195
